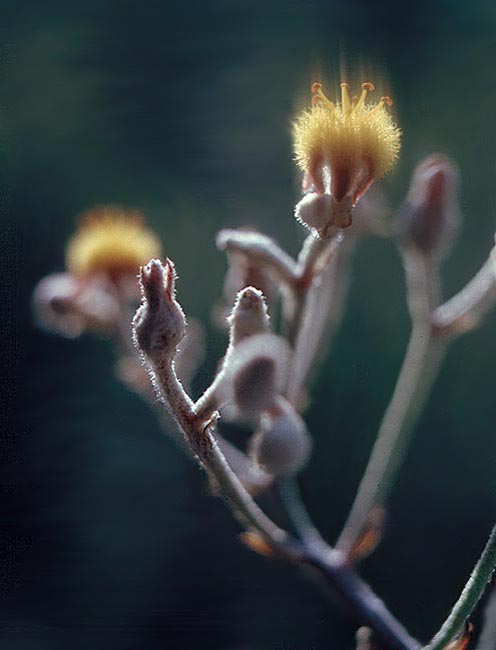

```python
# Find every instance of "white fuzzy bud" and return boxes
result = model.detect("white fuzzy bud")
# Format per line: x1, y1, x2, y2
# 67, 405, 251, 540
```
133, 258, 186, 362
252, 400, 312, 476
219, 333, 289, 420
294, 192, 352, 239
228, 286, 271, 345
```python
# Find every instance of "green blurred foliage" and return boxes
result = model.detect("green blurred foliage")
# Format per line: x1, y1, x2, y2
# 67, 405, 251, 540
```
4, 1, 496, 649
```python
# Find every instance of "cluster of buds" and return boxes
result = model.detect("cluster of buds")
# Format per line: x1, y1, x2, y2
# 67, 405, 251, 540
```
194, 286, 312, 477
32, 69, 496, 650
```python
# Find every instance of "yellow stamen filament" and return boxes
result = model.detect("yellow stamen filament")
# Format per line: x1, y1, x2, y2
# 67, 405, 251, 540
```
311, 83, 335, 110
340, 82, 351, 115
354, 81, 375, 112
363, 95, 394, 121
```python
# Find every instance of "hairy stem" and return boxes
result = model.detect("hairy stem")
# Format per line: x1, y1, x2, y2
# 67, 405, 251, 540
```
424, 524, 496, 650
151, 357, 287, 543
149, 352, 421, 650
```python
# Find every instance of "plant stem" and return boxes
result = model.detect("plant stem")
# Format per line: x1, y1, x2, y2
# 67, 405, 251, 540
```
146, 345, 421, 650
337, 253, 444, 554
302, 547, 420, 650
337, 324, 446, 552
424, 524, 496, 650
432, 252, 496, 335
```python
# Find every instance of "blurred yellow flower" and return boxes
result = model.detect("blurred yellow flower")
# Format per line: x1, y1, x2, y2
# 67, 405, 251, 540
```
66, 206, 162, 279
293, 81, 401, 204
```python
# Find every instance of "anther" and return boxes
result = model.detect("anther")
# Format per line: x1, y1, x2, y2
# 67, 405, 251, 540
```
311, 82, 322, 93
381, 96, 393, 107
362, 82, 375, 91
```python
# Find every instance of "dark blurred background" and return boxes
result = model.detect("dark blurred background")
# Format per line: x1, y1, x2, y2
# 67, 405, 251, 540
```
4, 1, 496, 648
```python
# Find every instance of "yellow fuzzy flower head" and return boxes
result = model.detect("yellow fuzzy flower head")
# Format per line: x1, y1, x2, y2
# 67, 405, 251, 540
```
66, 206, 162, 280
293, 81, 401, 206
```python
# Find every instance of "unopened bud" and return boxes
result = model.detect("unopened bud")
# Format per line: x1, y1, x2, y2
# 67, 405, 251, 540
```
133, 258, 186, 361
216, 228, 297, 288
294, 192, 351, 239
251, 399, 312, 476
398, 154, 459, 257
219, 333, 289, 420
33, 273, 120, 338
228, 287, 271, 345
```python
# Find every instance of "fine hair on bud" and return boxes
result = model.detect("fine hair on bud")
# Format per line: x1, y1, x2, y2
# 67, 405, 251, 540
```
228, 286, 271, 344
133, 258, 186, 361
397, 154, 460, 258
294, 191, 350, 238
218, 333, 290, 420
251, 399, 312, 476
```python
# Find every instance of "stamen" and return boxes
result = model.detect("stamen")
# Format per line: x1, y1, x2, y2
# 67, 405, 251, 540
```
354, 82, 375, 113
311, 82, 335, 110
363, 95, 394, 120
340, 82, 351, 115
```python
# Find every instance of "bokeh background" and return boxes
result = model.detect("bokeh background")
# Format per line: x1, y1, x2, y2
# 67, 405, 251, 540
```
5, 1, 496, 648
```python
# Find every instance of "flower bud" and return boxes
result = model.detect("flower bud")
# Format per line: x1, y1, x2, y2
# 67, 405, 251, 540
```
294, 192, 350, 238
397, 154, 459, 257
33, 273, 120, 338
251, 399, 312, 476
228, 286, 271, 345
219, 333, 289, 420
133, 258, 186, 361
212, 245, 277, 330
216, 228, 297, 288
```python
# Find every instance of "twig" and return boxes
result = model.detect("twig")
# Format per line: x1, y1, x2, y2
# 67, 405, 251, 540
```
432, 251, 496, 336
337, 253, 444, 553
424, 524, 496, 650
303, 547, 421, 650
134, 258, 421, 650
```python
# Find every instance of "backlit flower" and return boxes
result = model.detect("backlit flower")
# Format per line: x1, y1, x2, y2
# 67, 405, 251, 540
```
66, 205, 162, 280
293, 81, 401, 235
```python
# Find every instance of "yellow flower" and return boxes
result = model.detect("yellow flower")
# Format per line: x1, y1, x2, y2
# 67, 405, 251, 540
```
293, 81, 401, 205
66, 205, 162, 279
